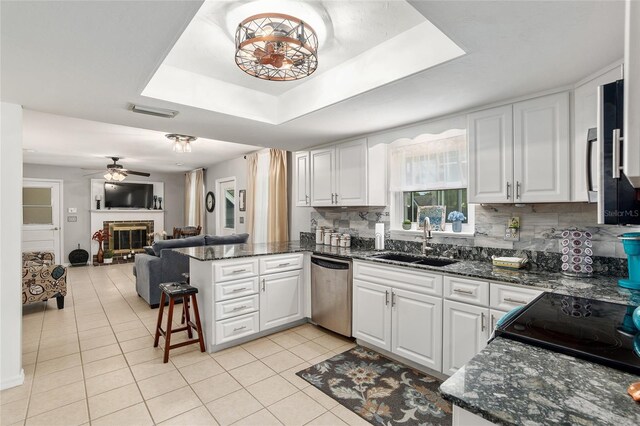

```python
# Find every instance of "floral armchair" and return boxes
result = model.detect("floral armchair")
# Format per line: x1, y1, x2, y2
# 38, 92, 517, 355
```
22, 251, 67, 309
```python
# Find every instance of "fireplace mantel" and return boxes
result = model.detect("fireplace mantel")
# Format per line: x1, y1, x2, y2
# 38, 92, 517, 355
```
90, 209, 165, 258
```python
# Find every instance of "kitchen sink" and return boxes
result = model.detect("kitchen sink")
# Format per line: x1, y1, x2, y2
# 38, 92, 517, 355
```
371, 253, 459, 267
371, 253, 424, 263
413, 258, 459, 267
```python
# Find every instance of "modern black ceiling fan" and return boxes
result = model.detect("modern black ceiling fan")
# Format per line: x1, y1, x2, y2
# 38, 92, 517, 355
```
83, 157, 150, 181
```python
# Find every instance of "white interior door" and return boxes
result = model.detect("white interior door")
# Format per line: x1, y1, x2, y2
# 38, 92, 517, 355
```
22, 179, 63, 263
216, 177, 236, 236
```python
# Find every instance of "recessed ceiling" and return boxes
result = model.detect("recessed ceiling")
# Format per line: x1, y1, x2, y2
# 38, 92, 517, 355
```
0, 1, 625, 154
142, 0, 465, 124
21, 110, 262, 173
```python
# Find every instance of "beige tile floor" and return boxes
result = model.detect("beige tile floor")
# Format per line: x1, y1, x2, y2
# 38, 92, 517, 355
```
1, 264, 368, 426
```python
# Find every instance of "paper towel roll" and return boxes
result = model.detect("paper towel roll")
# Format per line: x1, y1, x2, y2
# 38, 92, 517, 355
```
375, 222, 385, 250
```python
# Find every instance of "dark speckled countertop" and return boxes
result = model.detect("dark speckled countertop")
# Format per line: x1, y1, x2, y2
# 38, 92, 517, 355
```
175, 241, 640, 306
440, 338, 640, 425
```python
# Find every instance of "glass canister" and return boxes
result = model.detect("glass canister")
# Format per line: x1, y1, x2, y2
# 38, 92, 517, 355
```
340, 234, 351, 248
323, 230, 333, 246
315, 227, 324, 244
330, 233, 340, 247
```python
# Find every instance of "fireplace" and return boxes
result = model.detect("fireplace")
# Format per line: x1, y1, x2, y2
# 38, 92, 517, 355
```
104, 220, 154, 254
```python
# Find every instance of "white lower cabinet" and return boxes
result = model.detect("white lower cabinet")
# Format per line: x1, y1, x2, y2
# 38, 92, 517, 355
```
353, 279, 391, 350
442, 299, 489, 376
391, 288, 442, 371
353, 267, 443, 371
260, 269, 303, 332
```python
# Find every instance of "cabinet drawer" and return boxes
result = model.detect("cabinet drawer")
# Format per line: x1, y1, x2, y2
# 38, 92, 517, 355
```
215, 312, 259, 344
444, 276, 489, 306
214, 258, 259, 283
215, 294, 259, 320
260, 253, 304, 275
490, 283, 543, 311
214, 277, 259, 301
354, 261, 442, 296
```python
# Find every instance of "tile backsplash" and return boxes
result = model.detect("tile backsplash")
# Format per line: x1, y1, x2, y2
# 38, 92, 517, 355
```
309, 203, 640, 259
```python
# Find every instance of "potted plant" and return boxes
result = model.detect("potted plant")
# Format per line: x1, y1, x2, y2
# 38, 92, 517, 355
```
448, 211, 466, 233
92, 229, 110, 263
402, 219, 412, 230
103, 250, 114, 264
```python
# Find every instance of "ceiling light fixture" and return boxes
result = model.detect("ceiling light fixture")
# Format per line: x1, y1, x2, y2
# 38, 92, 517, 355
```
104, 171, 125, 182
166, 134, 196, 153
235, 13, 318, 81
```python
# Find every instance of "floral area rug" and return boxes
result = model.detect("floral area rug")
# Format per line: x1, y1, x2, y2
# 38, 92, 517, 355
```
296, 346, 452, 426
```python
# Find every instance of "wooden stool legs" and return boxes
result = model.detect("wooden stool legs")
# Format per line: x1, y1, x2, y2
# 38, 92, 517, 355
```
154, 292, 205, 363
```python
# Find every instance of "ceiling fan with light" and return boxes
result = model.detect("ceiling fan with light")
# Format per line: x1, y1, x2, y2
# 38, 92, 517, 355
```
84, 157, 150, 181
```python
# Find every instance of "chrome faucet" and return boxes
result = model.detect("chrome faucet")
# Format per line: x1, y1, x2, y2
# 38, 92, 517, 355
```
422, 218, 433, 256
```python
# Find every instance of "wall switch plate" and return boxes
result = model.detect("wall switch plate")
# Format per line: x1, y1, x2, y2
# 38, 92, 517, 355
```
67, 207, 77, 213
239, 217, 245, 224
67, 215, 78, 222
504, 216, 520, 241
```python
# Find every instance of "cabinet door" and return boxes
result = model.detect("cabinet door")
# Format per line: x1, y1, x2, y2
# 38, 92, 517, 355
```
467, 105, 514, 203
442, 300, 489, 375
572, 66, 622, 201
353, 279, 391, 351
391, 288, 442, 371
310, 147, 336, 206
294, 152, 311, 207
513, 92, 570, 202
336, 139, 368, 206
259, 270, 303, 332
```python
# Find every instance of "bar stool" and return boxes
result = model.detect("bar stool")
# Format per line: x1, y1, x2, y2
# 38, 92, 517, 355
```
154, 282, 205, 363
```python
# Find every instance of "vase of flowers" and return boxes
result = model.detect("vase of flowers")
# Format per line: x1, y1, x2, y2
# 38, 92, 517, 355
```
448, 211, 466, 233
92, 229, 110, 263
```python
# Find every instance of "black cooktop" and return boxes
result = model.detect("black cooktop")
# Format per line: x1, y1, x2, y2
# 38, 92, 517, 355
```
495, 292, 640, 375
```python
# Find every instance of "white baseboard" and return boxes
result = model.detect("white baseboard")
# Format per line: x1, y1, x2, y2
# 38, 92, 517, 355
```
0, 368, 24, 390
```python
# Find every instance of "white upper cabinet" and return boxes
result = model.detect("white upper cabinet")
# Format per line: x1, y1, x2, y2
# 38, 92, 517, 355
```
468, 92, 571, 204
336, 138, 368, 206
294, 151, 310, 207
310, 147, 336, 206
513, 92, 570, 202
572, 65, 623, 201
468, 105, 514, 203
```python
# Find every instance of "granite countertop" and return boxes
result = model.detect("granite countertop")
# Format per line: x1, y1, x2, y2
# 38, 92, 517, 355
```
175, 241, 640, 306
439, 337, 640, 425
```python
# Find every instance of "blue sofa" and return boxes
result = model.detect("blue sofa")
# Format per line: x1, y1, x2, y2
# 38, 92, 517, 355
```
134, 233, 249, 307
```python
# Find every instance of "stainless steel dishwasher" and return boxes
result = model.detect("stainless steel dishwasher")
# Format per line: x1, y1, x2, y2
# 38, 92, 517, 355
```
311, 255, 352, 337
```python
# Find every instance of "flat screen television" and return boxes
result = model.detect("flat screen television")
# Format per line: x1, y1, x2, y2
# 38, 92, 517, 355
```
104, 182, 153, 209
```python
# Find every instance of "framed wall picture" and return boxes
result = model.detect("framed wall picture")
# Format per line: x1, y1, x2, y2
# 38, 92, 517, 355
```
238, 189, 246, 212
417, 205, 446, 231
205, 191, 215, 213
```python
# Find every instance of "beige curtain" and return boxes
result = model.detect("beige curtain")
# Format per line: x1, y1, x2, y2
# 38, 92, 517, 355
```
194, 169, 205, 230
267, 149, 289, 242
246, 153, 258, 244
184, 169, 205, 231
184, 172, 192, 227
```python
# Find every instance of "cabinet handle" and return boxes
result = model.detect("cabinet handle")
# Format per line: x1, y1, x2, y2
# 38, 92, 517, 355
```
516, 181, 521, 199
232, 269, 247, 274
491, 314, 496, 330
335, 193, 338, 204
613, 128, 623, 179
305, 194, 309, 205
506, 182, 511, 199
233, 326, 247, 332
231, 287, 247, 293
504, 297, 527, 305
261, 279, 266, 292
232, 305, 248, 311
385, 290, 389, 306
453, 288, 473, 295
391, 291, 396, 307
278, 263, 290, 267
481, 312, 486, 332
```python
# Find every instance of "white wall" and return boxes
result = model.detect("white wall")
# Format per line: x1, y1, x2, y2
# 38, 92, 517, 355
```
1, 102, 24, 389
204, 157, 248, 235
23, 164, 184, 261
